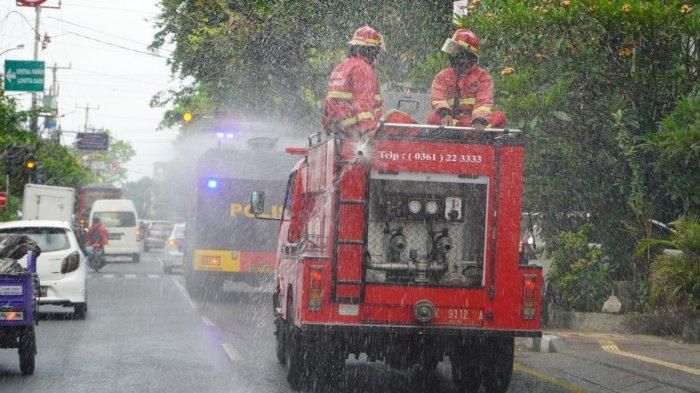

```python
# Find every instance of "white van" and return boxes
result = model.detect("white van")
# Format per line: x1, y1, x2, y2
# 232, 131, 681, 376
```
89, 199, 141, 262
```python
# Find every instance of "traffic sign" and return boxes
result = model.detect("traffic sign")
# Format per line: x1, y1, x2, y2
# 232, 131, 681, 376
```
75, 132, 109, 151
0, 192, 7, 208
3, 60, 45, 92
17, 0, 48, 7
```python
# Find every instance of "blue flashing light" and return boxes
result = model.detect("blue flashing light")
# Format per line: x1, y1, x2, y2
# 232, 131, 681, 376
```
206, 179, 218, 189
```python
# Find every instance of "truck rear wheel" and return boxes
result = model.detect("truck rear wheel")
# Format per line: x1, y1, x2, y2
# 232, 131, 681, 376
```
452, 365, 481, 393
274, 316, 286, 364
313, 347, 344, 388
482, 338, 514, 393
285, 326, 308, 390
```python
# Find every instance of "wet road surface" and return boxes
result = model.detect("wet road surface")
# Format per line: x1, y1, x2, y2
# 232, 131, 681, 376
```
1, 251, 697, 392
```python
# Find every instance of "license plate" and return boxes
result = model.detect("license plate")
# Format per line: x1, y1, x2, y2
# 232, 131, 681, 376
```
0, 286, 22, 296
40, 286, 48, 297
108, 233, 122, 240
434, 307, 483, 326
248, 264, 273, 273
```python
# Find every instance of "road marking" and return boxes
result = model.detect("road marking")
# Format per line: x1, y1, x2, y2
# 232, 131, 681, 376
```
147, 274, 160, 279
221, 343, 242, 362
514, 362, 587, 393
124, 274, 137, 279
102, 274, 115, 279
201, 315, 215, 326
598, 340, 700, 376
170, 276, 199, 310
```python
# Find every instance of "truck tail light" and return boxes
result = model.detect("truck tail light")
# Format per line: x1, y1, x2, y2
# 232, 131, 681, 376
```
308, 265, 324, 312
61, 251, 81, 274
522, 274, 537, 320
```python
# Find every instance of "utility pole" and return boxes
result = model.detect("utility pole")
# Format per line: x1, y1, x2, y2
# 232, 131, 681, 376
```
48, 63, 71, 96
22, 0, 62, 133
45, 63, 71, 143
76, 104, 100, 132
29, 6, 42, 133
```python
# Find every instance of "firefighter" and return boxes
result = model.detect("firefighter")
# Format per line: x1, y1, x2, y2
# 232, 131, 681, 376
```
427, 29, 507, 130
323, 26, 385, 137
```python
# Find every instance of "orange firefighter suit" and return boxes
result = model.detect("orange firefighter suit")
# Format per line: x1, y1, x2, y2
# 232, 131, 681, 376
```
427, 66, 506, 128
322, 56, 383, 136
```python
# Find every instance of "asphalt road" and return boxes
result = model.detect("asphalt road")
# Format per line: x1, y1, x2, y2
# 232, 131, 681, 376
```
1, 251, 697, 392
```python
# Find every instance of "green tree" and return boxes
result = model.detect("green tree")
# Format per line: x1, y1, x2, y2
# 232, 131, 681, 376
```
74, 130, 136, 186
641, 95, 700, 214
1, 95, 92, 222
637, 216, 700, 310
150, 0, 452, 128
448, 0, 697, 279
548, 224, 613, 312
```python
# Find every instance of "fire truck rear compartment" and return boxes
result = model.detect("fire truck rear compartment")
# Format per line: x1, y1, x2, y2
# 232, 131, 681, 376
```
366, 172, 488, 288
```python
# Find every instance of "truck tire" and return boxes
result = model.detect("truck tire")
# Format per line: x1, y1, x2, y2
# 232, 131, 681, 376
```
452, 365, 481, 393
19, 328, 36, 375
274, 316, 286, 364
312, 346, 344, 388
415, 355, 440, 393
285, 326, 308, 390
482, 338, 514, 393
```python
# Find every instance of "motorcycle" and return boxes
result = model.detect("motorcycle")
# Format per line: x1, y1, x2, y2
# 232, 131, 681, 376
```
85, 245, 106, 272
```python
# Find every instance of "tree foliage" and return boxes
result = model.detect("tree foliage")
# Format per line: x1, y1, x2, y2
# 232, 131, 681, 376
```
548, 224, 613, 312
70, 130, 136, 187
1, 96, 91, 221
151, 0, 452, 128
638, 216, 700, 310
449, 0, 698, 276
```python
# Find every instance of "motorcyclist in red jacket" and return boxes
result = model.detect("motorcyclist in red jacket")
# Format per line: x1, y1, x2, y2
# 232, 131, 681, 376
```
427, 29, 507, 130
322, 26, 385, 137
86, 217, 109, 249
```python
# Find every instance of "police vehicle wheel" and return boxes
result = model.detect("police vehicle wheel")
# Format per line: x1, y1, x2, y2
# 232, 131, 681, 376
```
185, 274, 205, 300
482, 338, 514, 393
19, 328, 36, 375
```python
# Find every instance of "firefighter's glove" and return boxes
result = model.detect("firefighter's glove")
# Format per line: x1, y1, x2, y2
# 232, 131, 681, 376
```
472, 117, 487, 132
440, 115, 454, 126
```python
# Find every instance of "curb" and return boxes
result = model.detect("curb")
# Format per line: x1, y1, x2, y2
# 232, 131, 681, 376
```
519, 333, 567, 353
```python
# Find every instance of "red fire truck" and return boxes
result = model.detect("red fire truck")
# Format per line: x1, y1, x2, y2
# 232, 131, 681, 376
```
251, 120, 542, 392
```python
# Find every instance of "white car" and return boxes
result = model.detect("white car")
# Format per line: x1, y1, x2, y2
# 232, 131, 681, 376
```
0, 220, 88, 319
162, 223, 185, 274
90, 199, 141, 262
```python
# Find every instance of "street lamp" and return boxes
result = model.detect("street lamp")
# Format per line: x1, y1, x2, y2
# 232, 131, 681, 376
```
0, 44, 25, 57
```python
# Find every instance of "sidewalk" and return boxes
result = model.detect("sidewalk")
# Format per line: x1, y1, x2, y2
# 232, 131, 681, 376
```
549, 330, 700, 374
517, 330, 700, 393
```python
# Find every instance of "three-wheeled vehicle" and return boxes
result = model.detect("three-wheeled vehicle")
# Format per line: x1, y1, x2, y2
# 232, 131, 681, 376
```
0, 235, 40, 375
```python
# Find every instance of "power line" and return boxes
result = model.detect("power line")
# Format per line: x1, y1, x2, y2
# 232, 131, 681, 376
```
47, 16, 173, 52
63, 30, 170, 59
57, 1, 158, 15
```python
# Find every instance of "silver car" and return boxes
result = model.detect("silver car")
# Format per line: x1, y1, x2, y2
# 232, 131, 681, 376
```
162, 223, 185, 274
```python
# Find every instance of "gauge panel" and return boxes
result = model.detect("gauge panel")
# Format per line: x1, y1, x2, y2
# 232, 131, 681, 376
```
378, 193, 464, 222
